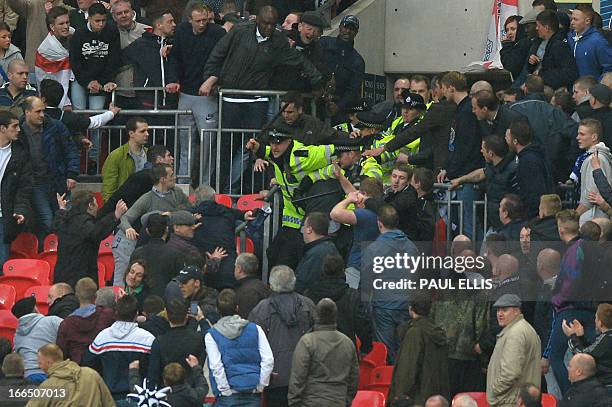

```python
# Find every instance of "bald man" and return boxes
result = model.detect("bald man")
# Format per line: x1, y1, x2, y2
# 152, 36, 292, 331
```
591, 217, 612, 242
47, 283, 79, 319
453, 395, 478, 407
425, 394, 449, 407
0, 59, 37, 115
562, 354, 610, 407
451, 235, 472, 257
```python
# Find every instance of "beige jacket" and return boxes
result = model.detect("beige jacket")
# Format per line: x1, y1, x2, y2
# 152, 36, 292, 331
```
7, 0, 69, 70
486, 315, 541, 407
0, 0, 19, 31
26, 359, 115, 407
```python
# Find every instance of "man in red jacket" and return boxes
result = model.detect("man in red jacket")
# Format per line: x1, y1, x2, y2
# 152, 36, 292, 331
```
56, 277, 115, 364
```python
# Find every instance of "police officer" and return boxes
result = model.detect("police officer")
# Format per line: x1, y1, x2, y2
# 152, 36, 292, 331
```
245, 126, 337, 269
334, 98, 371, 134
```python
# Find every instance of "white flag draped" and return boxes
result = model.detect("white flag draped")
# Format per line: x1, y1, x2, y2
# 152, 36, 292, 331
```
482, 0, 519, 69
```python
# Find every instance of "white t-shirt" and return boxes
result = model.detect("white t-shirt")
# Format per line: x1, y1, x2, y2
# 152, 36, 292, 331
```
0, 143, 12, 217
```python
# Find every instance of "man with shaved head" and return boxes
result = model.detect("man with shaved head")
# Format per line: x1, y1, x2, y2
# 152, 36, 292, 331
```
47, 283, 79, 318
470, 80, 494, 96
425, 394, 449, 407
453, 394, 478, 407
591, 217, 612, 241
0, 59, 37, 115
562, 353, 611, 406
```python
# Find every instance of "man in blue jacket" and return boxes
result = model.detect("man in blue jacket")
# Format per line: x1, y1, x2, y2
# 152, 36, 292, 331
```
20, 96, 79, 247
361, 204, 419, 364
567, 6, 612, 79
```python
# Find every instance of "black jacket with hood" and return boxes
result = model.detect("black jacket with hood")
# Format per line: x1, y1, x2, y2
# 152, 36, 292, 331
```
304, 276, 373, 354
515, 143, 554, 219
500, 23, 530, 79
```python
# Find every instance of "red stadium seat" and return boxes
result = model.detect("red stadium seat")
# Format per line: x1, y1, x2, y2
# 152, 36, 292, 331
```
542, 394, 557, 407
0, 310, 18, 345
93, 192, 104, 209
43, 234, 59, 252
98, 262, 106, 288
215, 194, 233, 208
364, 366, 394, 398
98, 253, 114, 284
351, 390, 385, 407
10, 232, 39, 258
236, 194, 265, 212
0, 260, 51, 299
37, 252, 58, 283
453, 392, 489, 407
0, 284, 16, 311
358, 342, 388, 389
235, 236, 255, 254
188, 194, 196, 204
25, 286, 51, 315
99, 235, 113, 254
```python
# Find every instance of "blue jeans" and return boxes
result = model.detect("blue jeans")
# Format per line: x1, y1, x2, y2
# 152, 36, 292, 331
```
0, 220, 9, 272
31, 184, 60, 250
454, 183, 482, 240
71, 81, 106, 161
371, 305, 409, 364
545, 309, 596, 394
221, 101, 267, 193
214, 393, 261, 407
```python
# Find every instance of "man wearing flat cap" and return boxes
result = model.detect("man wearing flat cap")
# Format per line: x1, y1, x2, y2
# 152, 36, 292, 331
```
319, 15, 365, 125
587, 83, 612, 148
270, 11, 330, 93
487, 294, 541, 407
246, 127, 338, 269
166, 210, 207, 270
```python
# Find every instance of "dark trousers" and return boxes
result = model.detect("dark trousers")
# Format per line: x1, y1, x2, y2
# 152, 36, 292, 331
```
265, 386, 288, 407
448, 358, 485, 398
267, 226, 304, 270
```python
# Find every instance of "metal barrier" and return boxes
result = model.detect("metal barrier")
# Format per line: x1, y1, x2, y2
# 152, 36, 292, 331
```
79, 125, 192, 177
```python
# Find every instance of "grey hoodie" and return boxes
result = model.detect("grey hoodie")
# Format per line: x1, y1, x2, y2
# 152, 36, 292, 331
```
580, 142, 612, 225
13, 313, 62, 376
213, 315, 249, 339
0, 43, 23, 85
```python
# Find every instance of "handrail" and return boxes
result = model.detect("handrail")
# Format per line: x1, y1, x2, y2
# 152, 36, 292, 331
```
72, 109, 193, 115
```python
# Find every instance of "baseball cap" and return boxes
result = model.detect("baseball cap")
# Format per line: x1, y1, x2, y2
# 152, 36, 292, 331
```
169, 210, 196, 226
340, 15, 359, 30
176, 265, 204, 284
493, 294, 522, 308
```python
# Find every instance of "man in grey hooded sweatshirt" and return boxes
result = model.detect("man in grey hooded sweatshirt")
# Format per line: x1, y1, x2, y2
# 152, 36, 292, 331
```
575, 118, 612, 225
204, 288, 274, 406
11, 295, 62, 384
249, 265, 316, 406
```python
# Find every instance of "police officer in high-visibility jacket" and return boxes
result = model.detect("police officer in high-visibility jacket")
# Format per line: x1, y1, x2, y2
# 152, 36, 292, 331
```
246, 127, 337, 269
334, 98, 371, 134
354, 109, 399, 183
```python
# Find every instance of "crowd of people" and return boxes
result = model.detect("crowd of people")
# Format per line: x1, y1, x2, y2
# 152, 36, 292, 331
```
0, 0, 610, 406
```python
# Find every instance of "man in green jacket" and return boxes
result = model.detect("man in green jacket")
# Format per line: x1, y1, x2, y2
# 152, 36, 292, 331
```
101, 117, 149, 201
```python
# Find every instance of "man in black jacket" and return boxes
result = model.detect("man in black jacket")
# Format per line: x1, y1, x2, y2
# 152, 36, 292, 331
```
234, 253, 270, 319
124, 9, 177, 110
471, 90, 524, 138
586, 83, 612, 148
561, 354, 611, 407
270, 11, 328, 93
527, 10, 578, 90
294, 212, 339, 294
304, 253, 372, 355
0, 111, 30, 271
47, 283, 79, 319
200, 6, 322, 192
505, 120, 554, 219
191, 185, 255, 290
165, 3, 225, 185
384, 163, 419, 241
147, 298, 206, 388
437, 71, 484, 240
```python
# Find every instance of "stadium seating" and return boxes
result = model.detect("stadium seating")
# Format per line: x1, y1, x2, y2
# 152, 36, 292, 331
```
215, 194, 233, 208
236, 194, 265, 212
0, 260, 51, 299
0, 284, 16, 311
542, 394, 557, 407
0, 310, 18, 345
99, 235, 113, 254
364, 365, 393, 398
235, 236, 255, 254
351, 390, 386, 407
358, 341, 388, 389
25, 285, 52, 315
37, 252, 58, 283
10, 232, 39, 259
98, 262, 107, 288
93, 192, 104, 209
43, 234, 59, 252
